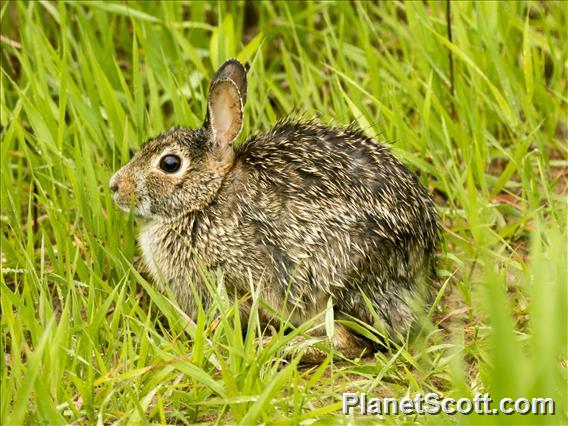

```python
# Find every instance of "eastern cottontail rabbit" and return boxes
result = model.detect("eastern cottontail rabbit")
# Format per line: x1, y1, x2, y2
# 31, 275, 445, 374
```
110, 59, 440, 362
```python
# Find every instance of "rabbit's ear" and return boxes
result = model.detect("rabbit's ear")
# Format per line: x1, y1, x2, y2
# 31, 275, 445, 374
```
206, 78, 243, 148
211, 58, 247, 106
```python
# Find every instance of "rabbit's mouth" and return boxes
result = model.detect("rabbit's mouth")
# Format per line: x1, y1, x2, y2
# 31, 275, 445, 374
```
118, 203, 154, 220
112, 192, 154, 219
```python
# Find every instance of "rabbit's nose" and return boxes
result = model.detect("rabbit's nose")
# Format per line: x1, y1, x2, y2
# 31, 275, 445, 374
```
109, 173, 119, 193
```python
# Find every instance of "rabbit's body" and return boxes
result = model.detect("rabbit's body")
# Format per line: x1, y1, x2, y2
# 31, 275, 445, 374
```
111, 59, 440, 361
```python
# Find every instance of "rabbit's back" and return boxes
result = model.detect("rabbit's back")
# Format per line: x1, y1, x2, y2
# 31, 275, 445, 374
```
233, 120, 438, 255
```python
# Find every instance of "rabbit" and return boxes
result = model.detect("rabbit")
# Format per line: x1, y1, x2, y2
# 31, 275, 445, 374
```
109, 58, 440, 363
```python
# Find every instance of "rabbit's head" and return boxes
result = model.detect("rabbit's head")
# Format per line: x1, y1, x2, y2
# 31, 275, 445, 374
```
109, 59, 247, 220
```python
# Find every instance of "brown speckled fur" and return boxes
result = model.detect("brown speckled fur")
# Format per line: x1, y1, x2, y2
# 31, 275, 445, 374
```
110, 59, 440, 362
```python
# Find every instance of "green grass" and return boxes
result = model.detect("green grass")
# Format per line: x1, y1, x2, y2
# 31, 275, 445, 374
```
1, 1, 566, 424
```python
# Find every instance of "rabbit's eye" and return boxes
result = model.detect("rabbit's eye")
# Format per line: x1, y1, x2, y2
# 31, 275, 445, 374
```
159, 155, 182, 173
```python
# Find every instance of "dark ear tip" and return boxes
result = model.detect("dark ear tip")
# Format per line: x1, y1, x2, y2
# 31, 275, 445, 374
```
222, 58, 248, 74
210, 59, 248, 106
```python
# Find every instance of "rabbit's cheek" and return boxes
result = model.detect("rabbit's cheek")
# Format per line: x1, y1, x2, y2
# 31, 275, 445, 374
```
146, 173, 176, 197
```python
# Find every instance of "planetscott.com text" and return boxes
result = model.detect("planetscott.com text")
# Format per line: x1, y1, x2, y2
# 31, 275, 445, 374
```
342, 392, 555, 416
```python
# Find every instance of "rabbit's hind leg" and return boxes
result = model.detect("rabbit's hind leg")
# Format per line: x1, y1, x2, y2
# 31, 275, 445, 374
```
330, 324, 375, 360
274, 324, 375, 364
